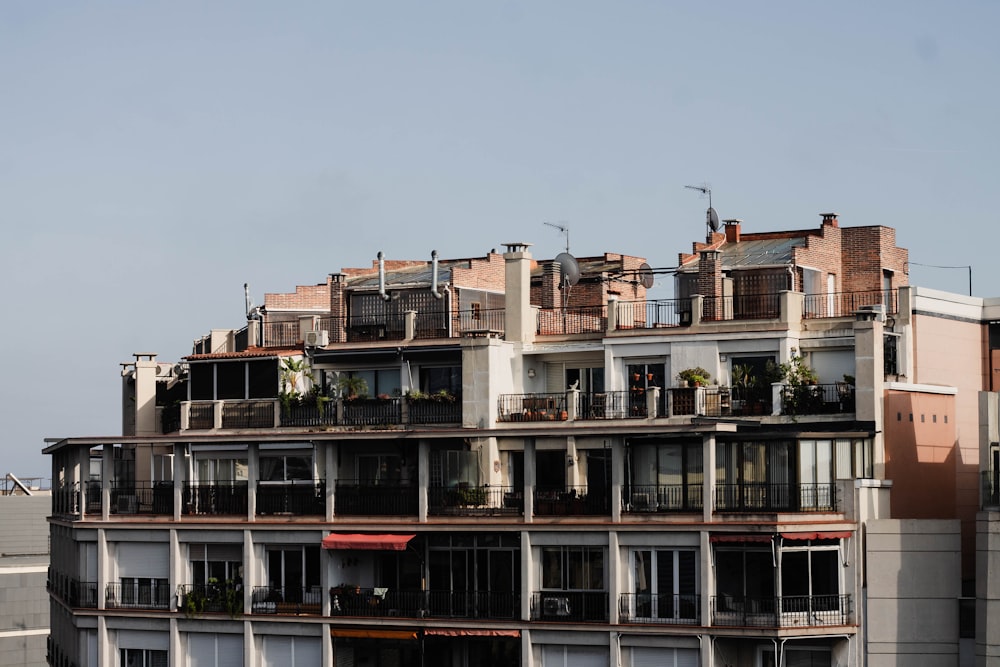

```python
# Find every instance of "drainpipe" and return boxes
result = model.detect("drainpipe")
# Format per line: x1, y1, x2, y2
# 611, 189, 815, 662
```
431, 250, 443, 299
378, 252, 390, 301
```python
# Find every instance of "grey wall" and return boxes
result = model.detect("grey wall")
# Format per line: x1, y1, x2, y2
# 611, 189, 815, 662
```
0, 495, 51, 667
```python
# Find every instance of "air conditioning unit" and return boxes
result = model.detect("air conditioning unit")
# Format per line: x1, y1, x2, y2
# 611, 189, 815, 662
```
305, 330, 329, 347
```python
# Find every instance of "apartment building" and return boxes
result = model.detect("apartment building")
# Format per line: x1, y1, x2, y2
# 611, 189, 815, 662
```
45, 215, 977, 666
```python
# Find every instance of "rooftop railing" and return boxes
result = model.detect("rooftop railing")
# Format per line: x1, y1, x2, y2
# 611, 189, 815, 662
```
710, 594, 850, 627
536, 305, 607, 335
714, 482, 838, 512
803, 289, 898, 319
109, 481, 174, 515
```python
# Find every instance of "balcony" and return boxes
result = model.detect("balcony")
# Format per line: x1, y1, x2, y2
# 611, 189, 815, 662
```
326, 588, 519, 620
342, 397, 402, 426
48, 573, 98, 609
534, 487, 610, 516
780, 383, 855, 416
177, 582, 243, 615
251, 586, 322, 615
623, 485, 703, 513
714, 483, 838, 513
576, 390, 646, 420
334, 480, 418, 516
428, 485, 522, 516
537, 305, 607, 335
256, 480, 325, 515
106, 580, 171, 611
710, 594, 851, 627
497, 394, 567, 422
530, 591, 609, 622
109, 481, 174, 515
182, 481, 249, 516
619, 593, 700, 624
281, 401, 338, 427
407, 396, 462, 424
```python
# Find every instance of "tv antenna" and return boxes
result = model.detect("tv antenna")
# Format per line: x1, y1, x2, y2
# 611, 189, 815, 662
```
685, 184, 721, 238
543, 221, 570, 253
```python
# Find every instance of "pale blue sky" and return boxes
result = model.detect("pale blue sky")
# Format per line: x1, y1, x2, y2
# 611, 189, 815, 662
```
2, 1, 997, 478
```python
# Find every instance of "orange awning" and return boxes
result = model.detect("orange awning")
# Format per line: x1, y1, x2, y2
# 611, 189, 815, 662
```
322, 533, 415, 551
330, 629, 418, 640
781, 531, 852, 540
424, 629, 521, 638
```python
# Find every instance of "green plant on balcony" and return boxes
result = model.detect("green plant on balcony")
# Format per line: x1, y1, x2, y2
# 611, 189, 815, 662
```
452, 485, 487, 507
779, 350, 822, 416
181, 578, 242, 618
279, 357, 315, 412
677, 367, 711, 387
336, 375, 369, 401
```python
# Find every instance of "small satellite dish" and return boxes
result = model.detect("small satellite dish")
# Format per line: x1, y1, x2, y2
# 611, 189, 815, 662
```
554, 252, 581, 286
638, 262, 654, 289
707, 207, 721, 233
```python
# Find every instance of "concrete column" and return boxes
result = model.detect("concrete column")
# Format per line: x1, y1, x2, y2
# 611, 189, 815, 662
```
690, 295, 704, 326
566, 437, 579, 487
608, 531, 621, 624
700, 530, 712, 634
606, 296, 618, 333
169, 528, 181, 605
417, 440, 430, 522
97, 529, 108, 611
213, 400, 223, 429
404, 310, 417, 340
132, 353, 159, 436
173, 442, 185, 521
523, 438, 535, 522
647, 386, 660, 418
322, 622, 334, 667
703, 433, 716, 524
168, 618, 181, 667
611, 438, 624, 522
567, 388, 580, 421
102, 444, 112, 521
520, 531, 532, 621
326, 443, 337, 521
854, 316, 885, 477
503, 243, 535, 343
780, 290, 804, 327
97, 615, 109, 667
243, 530, 254, 618
247, 443, 258, 520
244, 619, 255, 666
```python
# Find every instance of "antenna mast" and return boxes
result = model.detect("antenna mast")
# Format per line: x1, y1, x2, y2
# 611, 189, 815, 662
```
543, 221, 570, 253
685, 184, 720, 241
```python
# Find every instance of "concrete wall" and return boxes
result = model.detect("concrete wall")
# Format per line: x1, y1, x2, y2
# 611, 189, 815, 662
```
0, 495, 51, 667
976, 511, 1000, 666
866, 519, 961, 666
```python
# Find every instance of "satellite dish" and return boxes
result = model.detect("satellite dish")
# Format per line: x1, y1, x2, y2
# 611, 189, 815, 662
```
554, 252, 581, 286
638, 262, 654, 289
707, 207, 721, 233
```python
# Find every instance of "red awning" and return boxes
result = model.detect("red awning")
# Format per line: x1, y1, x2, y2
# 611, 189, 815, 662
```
710, 534, 774, 543
424, 629, 521, 638
780, 531, 852, 541
321, 533, 416, 551
330, 629, 418, 640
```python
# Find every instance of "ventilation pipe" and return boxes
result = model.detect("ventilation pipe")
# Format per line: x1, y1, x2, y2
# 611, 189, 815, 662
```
431, 250, 443, 299
378, 251, 390, 301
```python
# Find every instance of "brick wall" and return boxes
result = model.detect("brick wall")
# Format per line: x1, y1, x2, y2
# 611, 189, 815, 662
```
264, 283, 332, 311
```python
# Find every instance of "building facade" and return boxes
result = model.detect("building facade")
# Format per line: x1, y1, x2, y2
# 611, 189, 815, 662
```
46, 216, 978, 666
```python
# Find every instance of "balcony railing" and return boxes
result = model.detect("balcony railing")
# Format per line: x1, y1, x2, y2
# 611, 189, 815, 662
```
109, 481, 174, 515
48, 574, 98, 609
428, 485, 522, 516
256, 480, 325, 515
533, 486, 610, 515
334, 480, 418, 515
530, 591, 609, 622
619, 593, 700, 624
177, 582, 244, 615
576, 391, 645, 420
425, 589, 520, 619
497, 394, 567, 422
221, 400, 275, 429
457, 308, 505, 336
624, 484, 703, 512
710, 594, 850, 627
407, 397, 462, 424
182, 481, 249, 516
106, 580, 171, 610
537, 305, 608, 335
714, 482, 837, 512
803, 289, 898, 319
281, 401, 338, 427
346, 314, 406, 342
780, 383, 854, 416
251, 586, 322, 615
342, 397, 402, 426
52, 482, 80, 516
616, 299, 686, 329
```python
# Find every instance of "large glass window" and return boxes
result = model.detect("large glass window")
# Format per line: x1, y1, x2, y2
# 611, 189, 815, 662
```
121, 649, 167, 667
190, 544, 243, 587
631, 549, 697, 621
541, 546, 605, 591
715, 548, 774, 602
259, 454, 312, 482
780, 540, 840, 612
629, 441, 703, 510
420, 366, 462, 396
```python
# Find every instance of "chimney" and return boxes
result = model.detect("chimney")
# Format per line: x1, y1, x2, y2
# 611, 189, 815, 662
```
821, 212, 839, 228
724, 219, 742, 244
698, 250, 723, 320
130, 353, 158, 436
328, 273, 347, 343
503, 242, 534, 343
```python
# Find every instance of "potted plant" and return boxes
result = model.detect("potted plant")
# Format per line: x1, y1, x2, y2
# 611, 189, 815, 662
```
677, 367, 711, 387
731, 363, 757, 410
336, 375, 369, 401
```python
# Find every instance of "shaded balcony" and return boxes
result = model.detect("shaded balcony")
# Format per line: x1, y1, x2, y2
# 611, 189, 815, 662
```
48, 574, 98, 609
251, 586, 322, 615
109, 481, 174, 515
177, 582, 244, 615
533, 486, 610, 516
182, 481, 249, 516
342, 397, 402, 426
530, 591, 609, 622
714, 482, 837, 513
428, 484, 522, 516
105, 580, 171, 611
623, 484, 703, 513
710, 594, 851, 627
334, 479, 418, 516
619, 593, 700, 625
497, 394, 567, 422
256, 480, 325, 515
983, 470, 1000, 510
536, 305, 607, 335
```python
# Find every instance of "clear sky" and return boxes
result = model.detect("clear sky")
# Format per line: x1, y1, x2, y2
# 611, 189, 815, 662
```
2, 1, 998, 479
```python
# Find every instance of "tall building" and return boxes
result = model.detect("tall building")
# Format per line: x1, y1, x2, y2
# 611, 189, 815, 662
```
46, 215, 980, 666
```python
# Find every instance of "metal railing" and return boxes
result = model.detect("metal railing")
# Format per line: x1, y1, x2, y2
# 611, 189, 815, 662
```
109, 481, 174, 515
425, 590, 519, 619
342, 397, 402, 426
428, 485, 522, 516
256, 480, 325, 515
576, 391, 645, 420
221, 400, 274, 429
497, 393, 568, 422
330, 587, 517, 619
281, 400, 338, 427
714, 482, 837, 512
616, 299, 686, 329
780, 383, 854, 416
407, 397, 462, 424
710, 594, 850, 627
803, 289, 898, 319
52, 482, 80, 516
262, 320, 301, 347
161, 403, 181, 433
251, 586, 323, 615
188, 402, 215, 430
533, 486, 610, 515
623, 484, 703, 512
182, 481, 249, 515
703, 294, 781, 321
619, 593, 700, 624
537, 305, 608, 335
530, 591, 609, 622
334, 480, 418, 515
346, 314, 406, 342
48, 573, 98, 609
106, 580, 171, 610
457, 308, 505, 335
177, 582, 244, 615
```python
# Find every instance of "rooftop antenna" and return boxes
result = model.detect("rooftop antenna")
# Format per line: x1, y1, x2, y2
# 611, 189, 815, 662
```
544, 221, 570, 253
684, 184, 720, 240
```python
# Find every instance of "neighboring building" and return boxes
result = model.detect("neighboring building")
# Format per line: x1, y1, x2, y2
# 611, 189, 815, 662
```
45, 215, 979, 666
1, 477, 51, 667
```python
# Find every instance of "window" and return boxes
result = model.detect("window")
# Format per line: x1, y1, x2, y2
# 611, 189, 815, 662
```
190, 544, 242, 587
357, 454, 408, 485
541, 546, 604, 590
345, 369, 401, 397
628, 441, 703, 510
780, 539, 841, 613
630, 549, 697, 621
266, 546, 320, 601
420, 366, 462, 396
715, 548, 774, 603
565, 366, 605, 393
120, 649, 167, 667
196, 457, 248, 482
259, 454, 312, 482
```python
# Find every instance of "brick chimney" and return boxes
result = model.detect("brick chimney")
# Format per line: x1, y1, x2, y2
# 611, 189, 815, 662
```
698, 250, 723, 320
724, 219, 742, 244
328, 273, 347, 343
821, 212, 839, 228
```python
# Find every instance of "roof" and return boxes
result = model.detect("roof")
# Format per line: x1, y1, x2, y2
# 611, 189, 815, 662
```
718, 236, 805, 268
184, 347, 302, 361
347, 259, 472, 289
